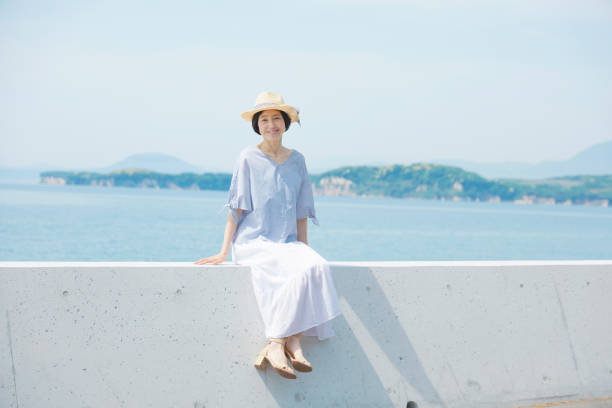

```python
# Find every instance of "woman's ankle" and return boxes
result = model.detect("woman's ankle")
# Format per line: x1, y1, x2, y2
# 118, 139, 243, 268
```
286, 334, 302, 350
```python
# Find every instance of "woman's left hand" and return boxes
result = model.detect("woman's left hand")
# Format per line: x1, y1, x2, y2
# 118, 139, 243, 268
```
193, 251, 228, 265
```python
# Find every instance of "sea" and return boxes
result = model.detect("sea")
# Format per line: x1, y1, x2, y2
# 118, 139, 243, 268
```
1, 183, 611, 262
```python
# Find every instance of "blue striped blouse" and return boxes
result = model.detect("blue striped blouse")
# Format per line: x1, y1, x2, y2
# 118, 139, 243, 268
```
226, 145, 318, 245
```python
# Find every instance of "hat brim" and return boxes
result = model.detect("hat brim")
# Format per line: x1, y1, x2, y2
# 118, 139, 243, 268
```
240, 104, 300, 123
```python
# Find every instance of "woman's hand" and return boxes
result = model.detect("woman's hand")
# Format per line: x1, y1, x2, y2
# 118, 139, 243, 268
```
194, 209, 241, 265
194, 251, 228, 265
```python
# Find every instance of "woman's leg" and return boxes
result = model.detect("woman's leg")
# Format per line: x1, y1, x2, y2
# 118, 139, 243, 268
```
286, 332, 302, 352
268, 337, 290, 367
285, 332, 312, 372
254, 337, 296, 379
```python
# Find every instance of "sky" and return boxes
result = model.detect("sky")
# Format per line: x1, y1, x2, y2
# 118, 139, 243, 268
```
1, 0, 611, 173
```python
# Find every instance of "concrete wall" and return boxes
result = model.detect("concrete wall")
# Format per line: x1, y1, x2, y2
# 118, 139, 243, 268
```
1, 261, 611, 408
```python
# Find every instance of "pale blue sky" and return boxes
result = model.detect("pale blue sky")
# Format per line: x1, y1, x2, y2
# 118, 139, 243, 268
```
1, 0, 611, 173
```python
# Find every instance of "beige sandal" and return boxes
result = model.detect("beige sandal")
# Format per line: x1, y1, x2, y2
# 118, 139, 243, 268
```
254, 338, 297, 379
284, 333, 312, 372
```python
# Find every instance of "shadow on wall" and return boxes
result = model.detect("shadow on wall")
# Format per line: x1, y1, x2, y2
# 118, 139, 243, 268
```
258, 266, 444, 407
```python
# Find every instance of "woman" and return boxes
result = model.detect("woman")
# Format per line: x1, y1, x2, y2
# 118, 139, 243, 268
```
194, 91, 342, 380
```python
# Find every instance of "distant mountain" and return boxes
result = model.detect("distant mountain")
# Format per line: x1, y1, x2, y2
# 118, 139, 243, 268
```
437, 140, 612, 179
96, 153, 205, 174
1, 153, 205, 184
5, 142, 611, 185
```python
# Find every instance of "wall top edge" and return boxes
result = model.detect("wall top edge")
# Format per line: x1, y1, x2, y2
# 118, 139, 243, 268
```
1, 260, 612, 268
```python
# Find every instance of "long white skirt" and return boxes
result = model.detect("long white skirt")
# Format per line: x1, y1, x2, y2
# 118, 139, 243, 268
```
232, 237, 342, 340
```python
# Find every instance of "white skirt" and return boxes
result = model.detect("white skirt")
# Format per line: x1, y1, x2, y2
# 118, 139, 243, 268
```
232, 237, 342, 340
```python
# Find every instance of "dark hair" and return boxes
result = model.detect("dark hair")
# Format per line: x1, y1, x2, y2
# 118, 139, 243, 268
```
252, 110, 291, 135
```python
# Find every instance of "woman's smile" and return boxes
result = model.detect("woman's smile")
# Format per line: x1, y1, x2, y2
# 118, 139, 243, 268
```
258, 110, 286, 138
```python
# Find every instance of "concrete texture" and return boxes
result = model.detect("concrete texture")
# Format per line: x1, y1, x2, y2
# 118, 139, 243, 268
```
1, 261, 611, 408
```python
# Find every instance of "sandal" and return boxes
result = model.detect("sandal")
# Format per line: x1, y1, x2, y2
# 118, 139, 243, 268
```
254, 338, 297, 379
284, 333, 312, 372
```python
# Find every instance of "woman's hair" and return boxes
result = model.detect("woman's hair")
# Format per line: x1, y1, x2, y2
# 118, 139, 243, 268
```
252, 110, 291, 135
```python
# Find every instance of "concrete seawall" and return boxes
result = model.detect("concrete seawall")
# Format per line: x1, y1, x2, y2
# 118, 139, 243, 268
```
1, 261, 611, 408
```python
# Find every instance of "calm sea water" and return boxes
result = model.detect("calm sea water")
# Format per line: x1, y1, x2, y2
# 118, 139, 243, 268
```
1, 183, 611, 261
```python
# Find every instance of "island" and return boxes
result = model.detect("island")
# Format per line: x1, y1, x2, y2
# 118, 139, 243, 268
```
40, 164, 612, 207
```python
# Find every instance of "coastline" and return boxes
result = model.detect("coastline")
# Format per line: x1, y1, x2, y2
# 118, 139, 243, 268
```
35, 175, 611, 208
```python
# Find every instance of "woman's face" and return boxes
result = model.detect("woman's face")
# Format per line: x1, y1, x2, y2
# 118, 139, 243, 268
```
258, 110, 286, 141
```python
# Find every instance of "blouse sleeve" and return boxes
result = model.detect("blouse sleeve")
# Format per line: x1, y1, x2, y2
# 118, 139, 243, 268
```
296, 156, 319, 226
225, 154, 253, 224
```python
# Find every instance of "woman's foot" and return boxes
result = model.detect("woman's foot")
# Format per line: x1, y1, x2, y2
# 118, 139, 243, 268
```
285, 333, 312, 372
254, 338, 296, 379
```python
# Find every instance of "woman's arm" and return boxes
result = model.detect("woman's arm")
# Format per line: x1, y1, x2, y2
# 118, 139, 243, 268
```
194, 209, 243, 264
297, 218, 308, 245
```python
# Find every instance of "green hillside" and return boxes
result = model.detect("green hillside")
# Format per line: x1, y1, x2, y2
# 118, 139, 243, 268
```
40, 169, 231, 191
312, 163, 612, 204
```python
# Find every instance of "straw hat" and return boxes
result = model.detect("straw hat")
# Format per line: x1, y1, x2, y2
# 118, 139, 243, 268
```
240, 91, 300, 124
